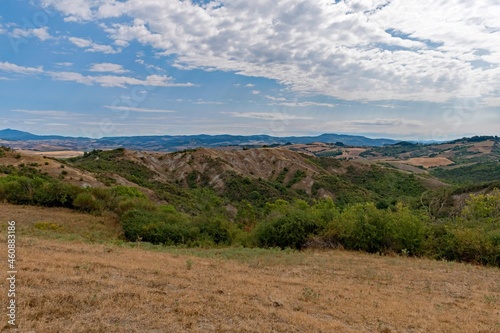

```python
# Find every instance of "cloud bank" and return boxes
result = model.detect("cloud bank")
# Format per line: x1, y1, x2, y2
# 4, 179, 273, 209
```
40, 0, 500, 104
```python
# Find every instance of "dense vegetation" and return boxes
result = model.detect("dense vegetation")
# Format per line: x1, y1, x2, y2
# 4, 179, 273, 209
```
1, 146, 499, 267
430, 162, 500, 184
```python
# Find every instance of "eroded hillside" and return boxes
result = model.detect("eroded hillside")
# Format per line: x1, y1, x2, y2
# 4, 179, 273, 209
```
64, 147, 432, 209
127, 148, 324, 193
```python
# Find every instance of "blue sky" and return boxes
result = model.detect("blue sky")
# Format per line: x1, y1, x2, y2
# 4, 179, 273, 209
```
0, 0, 499, 140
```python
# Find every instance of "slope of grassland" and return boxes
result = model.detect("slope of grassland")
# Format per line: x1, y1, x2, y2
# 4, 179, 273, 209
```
1, 203, 499, 333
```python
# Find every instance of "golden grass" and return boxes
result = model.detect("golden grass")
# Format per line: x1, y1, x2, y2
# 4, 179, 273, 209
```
0, 149, 103, 187
17, 150, 84, 159
0, 203, 499, 332
407, 157, 454, 168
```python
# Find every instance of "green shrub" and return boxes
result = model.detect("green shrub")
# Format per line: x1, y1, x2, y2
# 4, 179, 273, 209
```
427, 225, 499, 266
115, 197, 156, 216
111, 185, 146, 199
255, 205, 325, 249
33, 181, 80, 208
73, 192, 102, 213
385, 204, 429, 255
323, 203, 429, 255
0, 176, 42, 205
192, 216, 238, 245
121, 208, 197, 245
460, 189, 500, 223
330, 203, 389, 253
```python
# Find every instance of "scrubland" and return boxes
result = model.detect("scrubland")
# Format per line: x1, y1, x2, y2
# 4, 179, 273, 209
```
1, 203, 499, 333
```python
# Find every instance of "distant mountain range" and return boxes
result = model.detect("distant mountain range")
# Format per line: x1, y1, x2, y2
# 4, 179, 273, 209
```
0, 128, 399, 151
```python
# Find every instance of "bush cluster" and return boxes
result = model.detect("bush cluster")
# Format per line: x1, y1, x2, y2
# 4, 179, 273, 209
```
121, 206, 240, 246
1, 148, 499, 267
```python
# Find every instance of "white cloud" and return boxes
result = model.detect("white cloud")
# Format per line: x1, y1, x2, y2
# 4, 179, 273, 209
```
11, 27, 52, 41
483, 97, 500, 107
276, 101, 336, 108
0, 62, 43, 75
114, 39, 129, 47
251, 90, 260, 95
222, 112, 313, 121
89, 62, 129, 73
41, 0, 96, 22
41, 0, 500, 104
68, 36, 120, 54
104, 106, 176, 113
55, 62, 73, 67
265, 95, 287, 102
265, 95, 336, 108
68, 36, 91, 47
49, 71, 194, 88
12, 109, 74, 116
49, 71, 93, 85
346, 118, 424, 127
193, 100, 225, 105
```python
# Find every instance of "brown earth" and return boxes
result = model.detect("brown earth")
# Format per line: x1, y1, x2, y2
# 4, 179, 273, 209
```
383, 161, 428, 174
339, 148, 366, 159
407, 157, 454, 168
467, 140, 495, 154
17, 149, 84, 159
0, 149, 103, 187
124, 148, 326, 194
0, 203, 499, 332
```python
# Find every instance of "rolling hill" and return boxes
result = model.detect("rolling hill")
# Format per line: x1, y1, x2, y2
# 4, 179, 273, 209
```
0, 128, 397, 151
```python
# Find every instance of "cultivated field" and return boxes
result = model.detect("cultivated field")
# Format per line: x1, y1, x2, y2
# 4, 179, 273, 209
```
17, 150, 84, 159
0, 203, 499, 332
407, 157, 454, 168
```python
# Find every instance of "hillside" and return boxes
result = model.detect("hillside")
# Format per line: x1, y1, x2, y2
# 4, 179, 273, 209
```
288, 137, 500, 185
1, 144, 500, 266
66, 147, 430, 209
1, 203, 499, 333
3, 129, 498, 187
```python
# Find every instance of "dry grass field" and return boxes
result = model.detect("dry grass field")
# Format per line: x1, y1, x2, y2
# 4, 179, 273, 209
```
1, 203, 499, 333
0, 149, 103, 188
17, 150, 84, 159
406, 157, 454, 168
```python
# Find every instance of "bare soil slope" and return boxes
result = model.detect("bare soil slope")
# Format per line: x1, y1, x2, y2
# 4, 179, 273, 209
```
126, 148, 325, 193
407, 157, 454, 168
1, 204, 499, 333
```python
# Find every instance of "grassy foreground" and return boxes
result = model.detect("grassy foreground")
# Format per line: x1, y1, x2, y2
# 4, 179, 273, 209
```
1, 203, 499, 332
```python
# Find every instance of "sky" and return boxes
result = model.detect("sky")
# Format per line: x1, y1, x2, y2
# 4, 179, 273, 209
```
0, 0, 499, 140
